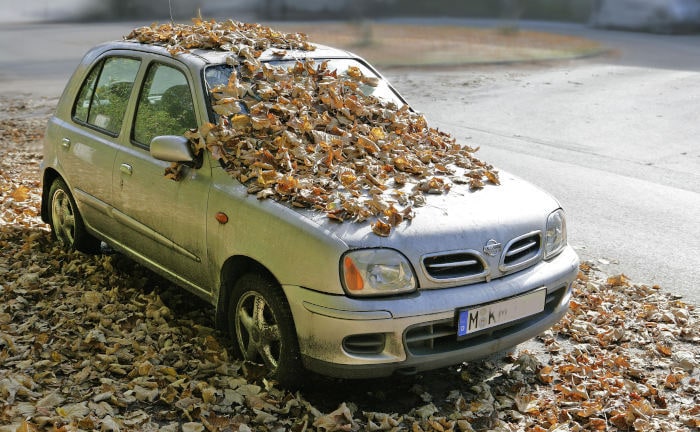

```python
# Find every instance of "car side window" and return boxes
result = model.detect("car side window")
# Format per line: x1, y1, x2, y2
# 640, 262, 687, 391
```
72, 56, 141, 135
73, 64, 101, 123
133, 63, 196, 147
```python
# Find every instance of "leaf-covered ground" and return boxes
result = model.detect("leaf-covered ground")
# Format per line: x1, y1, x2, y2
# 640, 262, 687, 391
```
1, 97, 698, 431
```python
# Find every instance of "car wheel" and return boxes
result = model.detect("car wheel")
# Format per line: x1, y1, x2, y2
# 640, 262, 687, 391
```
228, 272, 304, 388
48, 178, 100, 253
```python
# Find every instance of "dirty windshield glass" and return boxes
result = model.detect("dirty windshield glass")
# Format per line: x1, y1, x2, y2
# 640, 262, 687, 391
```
204, 58, 404, 108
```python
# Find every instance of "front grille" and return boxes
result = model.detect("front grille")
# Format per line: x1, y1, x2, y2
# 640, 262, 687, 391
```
501, 232, 541, 272
405, 285, 567, 356
422, 251, 487, 281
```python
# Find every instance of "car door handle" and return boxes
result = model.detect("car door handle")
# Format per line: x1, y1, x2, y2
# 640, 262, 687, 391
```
120, 163, 133, 176
61, 137, 71, 149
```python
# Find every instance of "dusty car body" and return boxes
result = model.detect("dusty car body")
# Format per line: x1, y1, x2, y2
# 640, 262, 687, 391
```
41, 38, 579, 385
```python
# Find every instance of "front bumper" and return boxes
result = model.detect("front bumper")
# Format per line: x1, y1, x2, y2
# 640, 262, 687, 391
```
283, 246, 579, 379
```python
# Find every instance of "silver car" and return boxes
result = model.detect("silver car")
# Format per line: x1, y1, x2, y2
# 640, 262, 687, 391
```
41, 37, 578, 386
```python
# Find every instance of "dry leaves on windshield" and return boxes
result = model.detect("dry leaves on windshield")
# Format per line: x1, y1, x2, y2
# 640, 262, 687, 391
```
126, 19, 499, 236
190, 59, 498, 237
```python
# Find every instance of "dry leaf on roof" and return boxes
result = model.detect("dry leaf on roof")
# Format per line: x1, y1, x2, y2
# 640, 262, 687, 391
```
125, 18, 315, 55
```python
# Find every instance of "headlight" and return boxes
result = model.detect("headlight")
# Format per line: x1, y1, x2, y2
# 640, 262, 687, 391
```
341, 249, 416, 296
544, 209, 567, 260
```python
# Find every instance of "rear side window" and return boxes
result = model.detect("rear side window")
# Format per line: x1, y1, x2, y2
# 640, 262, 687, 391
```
133, 63, 196, 147
72, 56, 141, 135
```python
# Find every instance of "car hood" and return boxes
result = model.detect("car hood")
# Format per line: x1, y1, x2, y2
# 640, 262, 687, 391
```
284, 172, 560, 288
301, 170, 558, 248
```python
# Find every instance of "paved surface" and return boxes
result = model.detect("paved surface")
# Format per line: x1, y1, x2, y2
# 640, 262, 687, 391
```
387, 20, 700, 302
1, 20, 698, 303
0, 22, 131, 99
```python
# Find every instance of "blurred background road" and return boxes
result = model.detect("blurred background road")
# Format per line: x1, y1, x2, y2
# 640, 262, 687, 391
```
385, 19, 700, 303
1, 0, 699, 303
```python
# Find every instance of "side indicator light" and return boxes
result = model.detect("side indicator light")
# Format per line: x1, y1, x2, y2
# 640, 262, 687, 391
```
215, 212, 229, 224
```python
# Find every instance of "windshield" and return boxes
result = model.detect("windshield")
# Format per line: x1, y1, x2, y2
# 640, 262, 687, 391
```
204, 58, 405, 109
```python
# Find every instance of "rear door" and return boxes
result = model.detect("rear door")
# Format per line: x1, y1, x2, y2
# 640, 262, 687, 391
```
56, 54, 141, 236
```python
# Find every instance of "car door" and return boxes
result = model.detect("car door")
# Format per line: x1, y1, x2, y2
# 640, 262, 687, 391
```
57, 54, 141, 236
112, 58, 212, 294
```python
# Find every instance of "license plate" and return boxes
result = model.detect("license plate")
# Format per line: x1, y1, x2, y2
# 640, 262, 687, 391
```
456, 288, 546, 338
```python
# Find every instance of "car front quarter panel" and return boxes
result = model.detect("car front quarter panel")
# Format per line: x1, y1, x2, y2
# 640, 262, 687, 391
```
207, 168, 350, 296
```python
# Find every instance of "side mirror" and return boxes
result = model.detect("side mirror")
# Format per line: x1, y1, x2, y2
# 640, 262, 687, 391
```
150, 135, 194, 163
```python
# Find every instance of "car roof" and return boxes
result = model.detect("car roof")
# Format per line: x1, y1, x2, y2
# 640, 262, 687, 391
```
97, 40, 357, 65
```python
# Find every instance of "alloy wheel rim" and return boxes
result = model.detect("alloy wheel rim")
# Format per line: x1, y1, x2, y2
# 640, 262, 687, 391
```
235, 291, 282, 371
51, 188, 76, 247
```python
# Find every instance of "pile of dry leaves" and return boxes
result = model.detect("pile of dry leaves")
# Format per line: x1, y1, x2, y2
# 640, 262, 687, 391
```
0, 98, 48, 229
125, 20, 315, 56
126, 20, 500, 236
1, 94, 699, 432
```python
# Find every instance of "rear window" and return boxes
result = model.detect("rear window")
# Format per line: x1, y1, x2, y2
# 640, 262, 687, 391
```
72, 56, 141, 135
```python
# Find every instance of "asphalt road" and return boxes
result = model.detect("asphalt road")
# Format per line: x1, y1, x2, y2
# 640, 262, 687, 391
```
388, 20, 700, 303
1, 20, 698, 303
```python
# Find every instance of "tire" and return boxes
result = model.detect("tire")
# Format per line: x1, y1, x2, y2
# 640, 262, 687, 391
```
228, 273, 304, 388
48, 178, 101, 253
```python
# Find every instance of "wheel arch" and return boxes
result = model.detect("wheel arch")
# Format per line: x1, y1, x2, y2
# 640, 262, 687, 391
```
215, 255, 282, 331
41, 168, 63, 224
